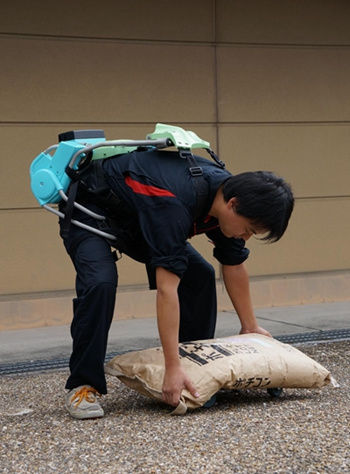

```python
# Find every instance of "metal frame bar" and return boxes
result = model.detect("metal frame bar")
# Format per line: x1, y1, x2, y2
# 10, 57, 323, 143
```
43, 205, 116, 240
68, 138, 171, 169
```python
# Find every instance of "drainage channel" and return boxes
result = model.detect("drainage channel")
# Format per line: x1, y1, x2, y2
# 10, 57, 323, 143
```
1, 328, 350, 376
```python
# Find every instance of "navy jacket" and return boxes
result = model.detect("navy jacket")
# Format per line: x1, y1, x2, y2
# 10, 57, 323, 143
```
101, 150, 249, 278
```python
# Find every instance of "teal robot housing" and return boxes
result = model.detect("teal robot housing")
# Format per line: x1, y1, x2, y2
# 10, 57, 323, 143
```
29, 123, 222, 239
30, 133, 104, 206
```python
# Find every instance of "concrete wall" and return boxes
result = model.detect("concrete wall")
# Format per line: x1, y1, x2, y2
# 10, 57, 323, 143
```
1, 1, 350, 326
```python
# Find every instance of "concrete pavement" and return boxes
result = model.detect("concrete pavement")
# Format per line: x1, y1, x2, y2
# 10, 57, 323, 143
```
0, 300, 349, 364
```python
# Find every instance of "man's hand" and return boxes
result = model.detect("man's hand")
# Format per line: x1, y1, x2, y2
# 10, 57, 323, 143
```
162, 366, 200, 407
239, 326, 272, 338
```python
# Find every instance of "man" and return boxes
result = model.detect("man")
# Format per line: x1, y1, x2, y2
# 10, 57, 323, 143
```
60, 147, 294, 419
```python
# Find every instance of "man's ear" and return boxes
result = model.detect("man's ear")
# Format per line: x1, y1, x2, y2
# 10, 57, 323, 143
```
228, 197, 238, 211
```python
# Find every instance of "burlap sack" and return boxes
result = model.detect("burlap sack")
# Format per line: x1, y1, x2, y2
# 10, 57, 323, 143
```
105, 334, 334, 415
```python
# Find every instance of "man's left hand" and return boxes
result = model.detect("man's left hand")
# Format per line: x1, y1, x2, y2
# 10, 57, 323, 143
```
239, 326, 272, 338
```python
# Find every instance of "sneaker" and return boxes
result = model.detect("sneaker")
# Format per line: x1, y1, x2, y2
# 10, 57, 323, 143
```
65, 385, 104, 419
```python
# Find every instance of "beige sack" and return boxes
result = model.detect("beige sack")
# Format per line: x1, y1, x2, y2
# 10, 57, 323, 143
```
105, 334, 333, 415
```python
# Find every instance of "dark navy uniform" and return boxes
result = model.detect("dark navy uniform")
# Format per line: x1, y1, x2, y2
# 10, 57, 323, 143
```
60, 150, 249, 394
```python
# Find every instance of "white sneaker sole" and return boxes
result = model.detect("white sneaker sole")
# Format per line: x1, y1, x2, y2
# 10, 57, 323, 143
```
65, 404, 104, 419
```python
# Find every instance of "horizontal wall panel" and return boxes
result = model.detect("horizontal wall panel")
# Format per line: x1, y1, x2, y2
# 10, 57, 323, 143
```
217, 0, 350, 45
4, 0, 350, 46
1, 0, 214, 42
0, 209, 75, 294
1, 124, 216, 208
217, 46, 350, 122
219, 124, 350, 198
245, 197, 350, 276
0, 209, 153, 293
0, 37, 215, 123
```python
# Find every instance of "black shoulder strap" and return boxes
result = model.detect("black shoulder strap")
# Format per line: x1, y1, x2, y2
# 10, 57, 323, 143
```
178, 150, 210, 220
60, 180, 79, 240
206, 148, 225, 169
60, 160, 108, 240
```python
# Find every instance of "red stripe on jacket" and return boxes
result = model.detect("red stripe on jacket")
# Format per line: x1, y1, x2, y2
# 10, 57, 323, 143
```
125, 175, 176, 197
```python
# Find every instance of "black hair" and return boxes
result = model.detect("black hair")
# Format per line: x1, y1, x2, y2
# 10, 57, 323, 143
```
222, 171, 294, 242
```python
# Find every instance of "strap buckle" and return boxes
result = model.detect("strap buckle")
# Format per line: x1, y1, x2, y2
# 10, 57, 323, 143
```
179, 149, 203, 177
178, 149, 192, 160
189, 166, 203, 177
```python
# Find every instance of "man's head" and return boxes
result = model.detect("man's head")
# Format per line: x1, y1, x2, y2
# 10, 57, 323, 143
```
213, 171, 294, 242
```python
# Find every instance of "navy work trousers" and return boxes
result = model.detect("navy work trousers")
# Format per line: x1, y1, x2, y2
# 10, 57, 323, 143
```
61, 220, 217, 394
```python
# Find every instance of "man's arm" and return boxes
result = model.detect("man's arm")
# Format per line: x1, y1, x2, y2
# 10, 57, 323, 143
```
156, 267, 199, 406
222, 263, 271, 337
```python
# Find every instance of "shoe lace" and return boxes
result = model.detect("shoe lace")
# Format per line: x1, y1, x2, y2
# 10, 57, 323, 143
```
71, 386, 100, 407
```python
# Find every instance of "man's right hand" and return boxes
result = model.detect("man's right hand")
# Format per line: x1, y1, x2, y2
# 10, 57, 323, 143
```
162, 365, 200, 407
155, 267, 200, 406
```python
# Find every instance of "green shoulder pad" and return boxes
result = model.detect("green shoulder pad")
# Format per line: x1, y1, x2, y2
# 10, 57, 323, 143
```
147, 123, 210, 150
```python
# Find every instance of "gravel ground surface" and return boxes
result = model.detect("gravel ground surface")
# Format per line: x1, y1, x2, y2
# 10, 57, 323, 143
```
0, 340, 349, 474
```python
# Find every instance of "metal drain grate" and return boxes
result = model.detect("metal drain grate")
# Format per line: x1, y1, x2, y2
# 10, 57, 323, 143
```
0, 328, 349, 376
0, 351, 123, 377
0, 357, 71, 376
276, 328, 350, 345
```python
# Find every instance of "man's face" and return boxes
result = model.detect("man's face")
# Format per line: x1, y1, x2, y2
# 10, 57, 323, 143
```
217, 197, 264, 241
